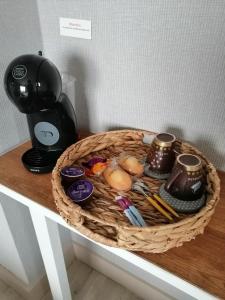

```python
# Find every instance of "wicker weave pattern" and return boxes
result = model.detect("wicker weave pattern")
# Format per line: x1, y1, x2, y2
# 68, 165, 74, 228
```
52, 130, 220, 253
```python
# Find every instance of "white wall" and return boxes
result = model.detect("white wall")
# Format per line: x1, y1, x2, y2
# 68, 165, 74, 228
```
0, 0, 43, 154
36, 0, 225, 170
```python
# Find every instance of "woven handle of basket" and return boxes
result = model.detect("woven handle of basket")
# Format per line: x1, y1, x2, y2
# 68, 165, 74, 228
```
56, 196, 120, 248
71, 207, 120, 247
68, 208, 84, 225
77, 219, 119, 247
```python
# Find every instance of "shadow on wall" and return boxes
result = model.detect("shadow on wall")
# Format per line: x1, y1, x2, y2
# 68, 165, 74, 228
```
165, 125, 224, 170
107, 125, 141, 131
106, 125, 157, 134
64, 55, 97, 132
193, 136, 224, 170
163, 126, 184, 140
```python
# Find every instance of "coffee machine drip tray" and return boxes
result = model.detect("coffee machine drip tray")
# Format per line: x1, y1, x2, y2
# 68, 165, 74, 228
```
22, 148, 60, 173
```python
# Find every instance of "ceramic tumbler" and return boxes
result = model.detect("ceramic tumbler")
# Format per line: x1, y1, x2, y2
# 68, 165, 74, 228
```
146, 133, 179, 178
165, 153, 205, 201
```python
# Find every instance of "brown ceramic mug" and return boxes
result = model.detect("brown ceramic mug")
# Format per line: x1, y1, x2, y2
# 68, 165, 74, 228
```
165, 154, 205, 201
146, 133, 180, 178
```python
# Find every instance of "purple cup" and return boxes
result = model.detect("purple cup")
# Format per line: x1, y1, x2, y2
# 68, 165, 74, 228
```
67, 179, 94, 206
61, 166, 85, 182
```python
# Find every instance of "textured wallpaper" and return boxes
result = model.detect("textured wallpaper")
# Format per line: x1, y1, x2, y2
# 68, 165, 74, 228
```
0, 0, 43, 154
1, 1, 225, 170
36, 0, 225, 169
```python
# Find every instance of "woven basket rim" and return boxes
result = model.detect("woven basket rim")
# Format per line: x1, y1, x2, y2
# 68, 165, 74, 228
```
52, 129, 220, 232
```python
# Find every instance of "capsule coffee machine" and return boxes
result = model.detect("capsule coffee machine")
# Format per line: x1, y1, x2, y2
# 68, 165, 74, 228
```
4, 52, 78, 173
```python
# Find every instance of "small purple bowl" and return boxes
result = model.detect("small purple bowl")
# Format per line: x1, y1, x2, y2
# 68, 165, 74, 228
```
67, 179, 94, 206
61, 166, 85, 182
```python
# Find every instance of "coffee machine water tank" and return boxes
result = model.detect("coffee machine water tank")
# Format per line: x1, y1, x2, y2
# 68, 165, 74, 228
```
4, 53, 78, 173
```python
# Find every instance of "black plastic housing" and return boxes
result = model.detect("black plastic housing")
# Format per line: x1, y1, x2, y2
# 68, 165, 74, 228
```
4, 54, 62, 114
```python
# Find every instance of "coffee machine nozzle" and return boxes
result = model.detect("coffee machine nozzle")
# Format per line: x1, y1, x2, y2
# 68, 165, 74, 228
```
4, 53, 78, 173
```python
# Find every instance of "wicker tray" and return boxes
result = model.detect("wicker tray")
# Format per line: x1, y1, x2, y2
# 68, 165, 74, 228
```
52, 130, 220, 253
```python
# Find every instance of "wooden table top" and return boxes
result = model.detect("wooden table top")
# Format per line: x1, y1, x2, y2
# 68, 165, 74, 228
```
0, 140, 224, 299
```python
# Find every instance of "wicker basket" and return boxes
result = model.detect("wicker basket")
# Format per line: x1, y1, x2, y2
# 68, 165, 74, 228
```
52, 130, 220, 253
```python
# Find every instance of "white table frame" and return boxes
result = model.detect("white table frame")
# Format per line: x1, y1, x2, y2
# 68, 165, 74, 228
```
0, 184, 217, 300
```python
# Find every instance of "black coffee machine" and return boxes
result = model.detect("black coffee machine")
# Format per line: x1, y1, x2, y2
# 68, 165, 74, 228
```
4, 52, 78, 173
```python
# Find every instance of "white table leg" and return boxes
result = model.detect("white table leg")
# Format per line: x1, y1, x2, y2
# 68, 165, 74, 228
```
30, 208, 72, 300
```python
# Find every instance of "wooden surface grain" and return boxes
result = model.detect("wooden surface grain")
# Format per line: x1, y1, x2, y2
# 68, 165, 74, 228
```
0, 141, 224, 299
138, 172, 225, 299
0, 141, 58, 213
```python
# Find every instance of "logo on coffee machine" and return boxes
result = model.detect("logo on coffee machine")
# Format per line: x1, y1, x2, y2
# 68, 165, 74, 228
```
34, 122, 60, 146
12, 65, 27, 80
